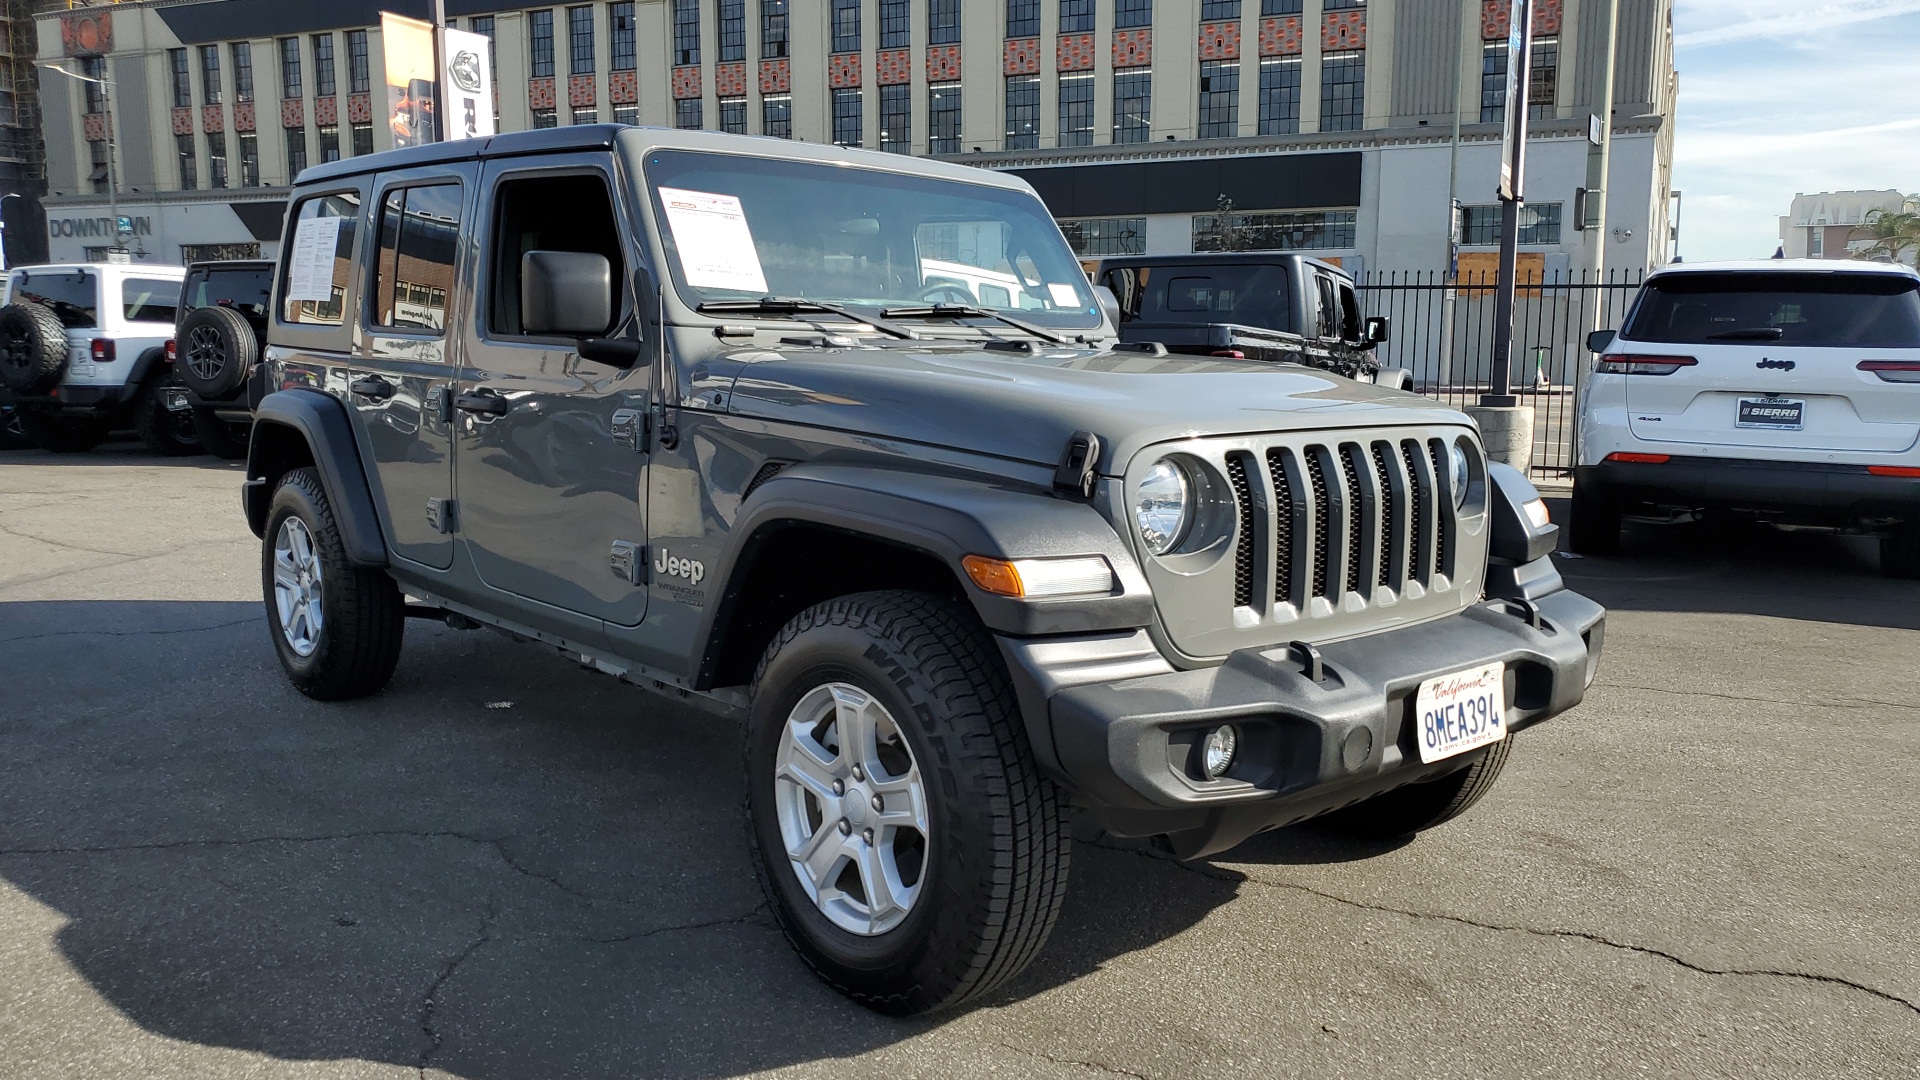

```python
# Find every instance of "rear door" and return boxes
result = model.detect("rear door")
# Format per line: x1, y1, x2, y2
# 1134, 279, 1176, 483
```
1622, 270, 1920, 454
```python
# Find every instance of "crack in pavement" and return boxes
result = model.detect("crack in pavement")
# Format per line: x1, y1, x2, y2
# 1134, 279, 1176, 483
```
580, 902, 771, 944
1085, 840, 1920, 1021
416, 894, 497, 1078
0, 617, 257, 646
997, 1041, 1154, 1079
0, 519, 152, 557
1596, 681, 1920, 712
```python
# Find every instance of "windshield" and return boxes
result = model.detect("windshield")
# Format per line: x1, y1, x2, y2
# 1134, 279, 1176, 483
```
10, 270, 97, 328
643, 149, 1099, 329
1102, 262, 1295, 332
187, 268, 272, 319
1625, 272, 1920, 347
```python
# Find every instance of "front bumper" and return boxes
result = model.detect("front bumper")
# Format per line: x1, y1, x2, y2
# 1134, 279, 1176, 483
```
1580, 456, 1920, 522
1000, 587, 1604, 857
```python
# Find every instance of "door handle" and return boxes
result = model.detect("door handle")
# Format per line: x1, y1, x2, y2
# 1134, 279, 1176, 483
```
455, 390, 508, 416
350, 375, 396, 401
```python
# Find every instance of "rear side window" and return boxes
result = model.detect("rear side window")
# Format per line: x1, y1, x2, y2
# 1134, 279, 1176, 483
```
187, 268, 272, 318
281, 192, 363, 325
1099, 262, 1293, 331
124, 278, 181, 324
1626, 272, 1920, 347
1315, 275, 1338, 338
371, 183, 463, 332
10, 269, 97, 328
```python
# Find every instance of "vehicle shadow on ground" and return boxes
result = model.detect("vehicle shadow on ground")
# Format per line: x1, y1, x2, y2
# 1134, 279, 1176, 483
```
0, 446, 240, 469
0, 599, 1252, 1079
1541, 496, 1920, 631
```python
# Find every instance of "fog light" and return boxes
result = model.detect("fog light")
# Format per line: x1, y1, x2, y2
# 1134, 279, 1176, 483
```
1202, 725, 1238, 779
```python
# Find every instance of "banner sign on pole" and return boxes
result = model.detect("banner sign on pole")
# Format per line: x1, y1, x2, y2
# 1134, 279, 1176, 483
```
439, 26, 495, 141
381, 12, 438, 148
1495, 0, 1531, 201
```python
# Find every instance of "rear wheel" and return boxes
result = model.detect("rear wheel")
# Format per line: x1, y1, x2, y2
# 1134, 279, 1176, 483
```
262, 468, 405, 700
190, 405, 249, 459
1317, 740, 1513, 840
746, 591, 1071, 1015
132, 377, 200, 456
1882, 524, 1920, 580
1567, 476, 1621, 555
16, 409, 106, 454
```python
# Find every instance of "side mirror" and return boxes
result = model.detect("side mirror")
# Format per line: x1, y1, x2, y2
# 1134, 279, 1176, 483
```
1362, 315, 1390, 346
522, 250, 612, 337
1092, 284, 1122, 329
1587, 328, 1616, 352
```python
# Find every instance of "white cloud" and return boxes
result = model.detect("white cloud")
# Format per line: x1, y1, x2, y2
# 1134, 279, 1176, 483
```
1675, 0, 1920, 46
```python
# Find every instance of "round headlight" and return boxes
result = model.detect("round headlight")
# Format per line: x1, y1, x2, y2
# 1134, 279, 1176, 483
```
1448, 441, 1471, 510
1135, 458, 1193, 555
1202, 725, 1238, 779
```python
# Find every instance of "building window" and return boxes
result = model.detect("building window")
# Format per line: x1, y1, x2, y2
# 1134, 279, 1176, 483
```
832, 86, 862, 146
762, 0, 790, 57
719, 96, 747, 133
675, 98, 701, 129
280, 38, 303, 99
1193, 208, 1358, 251
880, 0, 911, 48
1061, 0, 1095, 33
176, 133, 197, 190
1115, 0, 1152, 30
231, 43, 254, 103
762, 93, 793, 137
1114, 69, 1151, 143
470, 17, 497, 83
667, 0, 694, 66
348, 30, 370, 94
1529, 37, 1558, 120
880, 82, 910, 152
1059, 217, 1145, 256
573, 106, 598, 124
1005, 74, 1039, 149
1324, 0, 1363, 8
928, 82, 961, 153
1320, 51, 1363, 131
614, 103, 639, 124
207, 131, 228, 188
80, 57, 106, 115
318, 124, 341, 163
1198, 59, 1238, 138
530, 108, 558, 129
1200, 0, 1240, 18
719, 0, 746, 61
88, 139, 110, 194
182, 241, 262, 263
312, 34, 336, 97
529, 10, 555, 77
351, 120, 374, 154
286, 127, 308, 178
1058, 73, 1093, 146
1809, 228, 1823, 257
568, 6, 594, 74
1008, 0, 1040, 37
1460, 202, 1561, 246
238, 132, 259, 186
832, 0, 861, 52
200, 45, 222, 106
929, 0, 960, 45
1261, 0, 1302, 11
170, 49, 192, 108
1258, 56, 1300, 134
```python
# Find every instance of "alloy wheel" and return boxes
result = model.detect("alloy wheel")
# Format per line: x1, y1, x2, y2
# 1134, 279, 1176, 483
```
186, 325, 225, 382
272, 517, 325, 657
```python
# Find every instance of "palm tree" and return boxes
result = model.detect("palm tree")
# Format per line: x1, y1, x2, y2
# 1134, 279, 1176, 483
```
1854, 197, 1920, 264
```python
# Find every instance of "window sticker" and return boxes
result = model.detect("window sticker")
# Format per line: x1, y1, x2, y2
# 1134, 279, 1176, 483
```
658, 186, 769, 294
285, 214, 344, 302
1047, 282, 1079, 307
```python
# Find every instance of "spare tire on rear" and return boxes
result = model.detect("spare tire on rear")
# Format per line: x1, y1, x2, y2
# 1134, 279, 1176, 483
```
175, 305, 259, 399
0, 302, 71, 395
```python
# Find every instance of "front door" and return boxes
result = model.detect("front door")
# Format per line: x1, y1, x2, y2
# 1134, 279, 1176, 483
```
452, 159, 651, 627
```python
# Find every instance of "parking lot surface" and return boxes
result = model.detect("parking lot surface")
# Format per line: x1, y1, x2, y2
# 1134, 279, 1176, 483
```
2, 447, 1916, 1080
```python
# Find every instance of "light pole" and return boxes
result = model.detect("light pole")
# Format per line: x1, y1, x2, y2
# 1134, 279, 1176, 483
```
37, 59, 127, 258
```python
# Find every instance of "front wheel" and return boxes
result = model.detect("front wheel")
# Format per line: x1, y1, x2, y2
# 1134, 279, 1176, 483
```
1317, 739, 1512, 840
262, 468, 405, 700
746, 591, 1071, 1015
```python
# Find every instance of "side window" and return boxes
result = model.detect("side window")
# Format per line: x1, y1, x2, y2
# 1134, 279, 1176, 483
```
488, 173, 624, 337
1337, 281, 1360, 342
1314, 275, 1337, 339
124, 278, 182, 324
281, 192, 363, 325
371, 183, 463, 333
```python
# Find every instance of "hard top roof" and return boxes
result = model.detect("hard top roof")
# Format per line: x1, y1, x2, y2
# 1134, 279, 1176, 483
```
1089, 252, 1353, 277
1647, 258, 1920, 281
7, 262, 186, 277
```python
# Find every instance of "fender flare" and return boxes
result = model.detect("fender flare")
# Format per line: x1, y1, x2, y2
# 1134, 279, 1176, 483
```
692, 464, 1155, 685
127, 346, 169, 389
1374, 366, 1412, 391
243, 388, 389, 567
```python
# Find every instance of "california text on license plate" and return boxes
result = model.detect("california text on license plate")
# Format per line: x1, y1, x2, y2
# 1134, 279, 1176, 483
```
1413, 663, 1507, 764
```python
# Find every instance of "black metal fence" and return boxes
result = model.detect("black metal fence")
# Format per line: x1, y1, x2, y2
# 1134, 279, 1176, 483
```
1356, 269, 1644, 479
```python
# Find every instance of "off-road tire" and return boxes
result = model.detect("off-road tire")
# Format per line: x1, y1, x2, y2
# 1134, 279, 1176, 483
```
16, 409, 106, 453
174, 304, 259, 399
1882, 524, 1920, 580
262, 468, 405, 700
132, 377, 201, 456
1318, 738, 1513, 840
190, 405, 248, 459
1567, 476, 1621, 555
0, 302, 70, 395
746, 590, 1071, 1015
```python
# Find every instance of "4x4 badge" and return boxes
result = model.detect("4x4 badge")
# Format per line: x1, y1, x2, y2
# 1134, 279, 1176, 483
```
1755, 358, 1794, 371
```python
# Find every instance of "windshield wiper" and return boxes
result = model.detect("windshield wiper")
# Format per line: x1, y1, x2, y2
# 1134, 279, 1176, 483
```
695, 297, 918, 340
1705, 326, 1785, 340
880, 303, 1071, 345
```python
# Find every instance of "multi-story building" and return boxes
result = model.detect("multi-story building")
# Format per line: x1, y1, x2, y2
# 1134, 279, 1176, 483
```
1778, 190, 1913, 263
35, 0, 1675, 275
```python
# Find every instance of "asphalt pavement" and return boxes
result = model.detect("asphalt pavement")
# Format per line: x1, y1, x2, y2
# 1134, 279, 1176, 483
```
2, 447, 1916, 1079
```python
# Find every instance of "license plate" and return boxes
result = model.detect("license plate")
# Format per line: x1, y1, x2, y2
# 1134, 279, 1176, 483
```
163, 388, 192, 411
1736, 397, 1803, 430
1413, 663, 1507, 764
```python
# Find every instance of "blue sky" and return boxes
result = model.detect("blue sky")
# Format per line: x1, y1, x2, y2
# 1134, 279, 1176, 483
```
1672, 0, 1920, 260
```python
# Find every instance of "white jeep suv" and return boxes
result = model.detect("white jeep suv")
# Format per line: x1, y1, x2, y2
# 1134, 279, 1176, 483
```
1571, 260, 1920, 578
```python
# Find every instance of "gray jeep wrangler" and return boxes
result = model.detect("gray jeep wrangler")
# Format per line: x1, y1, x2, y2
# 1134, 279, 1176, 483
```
244, 127, 1604, 1015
